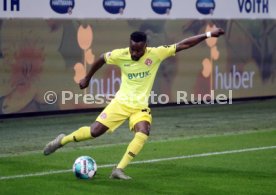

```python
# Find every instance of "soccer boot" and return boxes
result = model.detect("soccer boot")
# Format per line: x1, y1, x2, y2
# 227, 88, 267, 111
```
43, 134, 65, 155
110, 167, 132, 180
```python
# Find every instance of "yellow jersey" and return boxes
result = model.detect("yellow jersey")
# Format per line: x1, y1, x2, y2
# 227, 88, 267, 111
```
104, 44, 176, 109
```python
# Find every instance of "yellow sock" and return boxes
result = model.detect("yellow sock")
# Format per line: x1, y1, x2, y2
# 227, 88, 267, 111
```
117, 132, 148, 169
61, 126, 93, 145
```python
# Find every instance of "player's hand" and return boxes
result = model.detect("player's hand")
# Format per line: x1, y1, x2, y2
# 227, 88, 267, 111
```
79, 77, 90, 89
211, 28, 225, 37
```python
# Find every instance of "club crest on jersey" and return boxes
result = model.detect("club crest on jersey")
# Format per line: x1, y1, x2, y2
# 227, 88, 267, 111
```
145, 58, 153, 66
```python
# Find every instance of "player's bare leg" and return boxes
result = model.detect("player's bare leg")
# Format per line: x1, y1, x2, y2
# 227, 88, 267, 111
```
110, 121, 150, 180
43, 122, 108, 155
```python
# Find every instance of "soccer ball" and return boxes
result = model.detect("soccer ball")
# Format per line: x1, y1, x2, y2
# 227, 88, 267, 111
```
73, 156, 97, 179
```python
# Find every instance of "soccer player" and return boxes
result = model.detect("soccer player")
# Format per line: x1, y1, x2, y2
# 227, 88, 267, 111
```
43, 28, 224, 179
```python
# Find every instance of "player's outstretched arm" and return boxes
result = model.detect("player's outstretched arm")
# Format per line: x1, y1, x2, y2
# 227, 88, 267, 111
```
175, 28, 225, 52
79, 54, 106, 89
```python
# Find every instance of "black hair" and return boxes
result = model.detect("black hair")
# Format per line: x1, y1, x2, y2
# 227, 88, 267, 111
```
130, 31, 147, 43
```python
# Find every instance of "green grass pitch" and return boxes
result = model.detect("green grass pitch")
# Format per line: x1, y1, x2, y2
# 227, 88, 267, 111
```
0, 99, 276, 194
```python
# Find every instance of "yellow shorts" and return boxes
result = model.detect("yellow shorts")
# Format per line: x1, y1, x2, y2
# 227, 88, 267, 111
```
96, 99, 152, 133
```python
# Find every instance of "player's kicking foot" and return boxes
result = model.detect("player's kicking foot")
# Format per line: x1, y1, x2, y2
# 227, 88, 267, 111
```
110, 167, 132, 180
43, 134, 65, 155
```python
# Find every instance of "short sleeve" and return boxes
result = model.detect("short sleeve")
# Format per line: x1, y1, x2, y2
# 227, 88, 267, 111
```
104, 48, 127, 67
156, 44, 176, 61
104, 50, 117, 65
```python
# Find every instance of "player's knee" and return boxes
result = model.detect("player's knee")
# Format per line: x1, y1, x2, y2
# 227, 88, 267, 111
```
134, 121, 151, 136
137, 129, 150, 136
90, 122, 108, 137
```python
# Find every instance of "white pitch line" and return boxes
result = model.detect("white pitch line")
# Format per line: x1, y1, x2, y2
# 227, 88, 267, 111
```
0, 145, 275, 181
